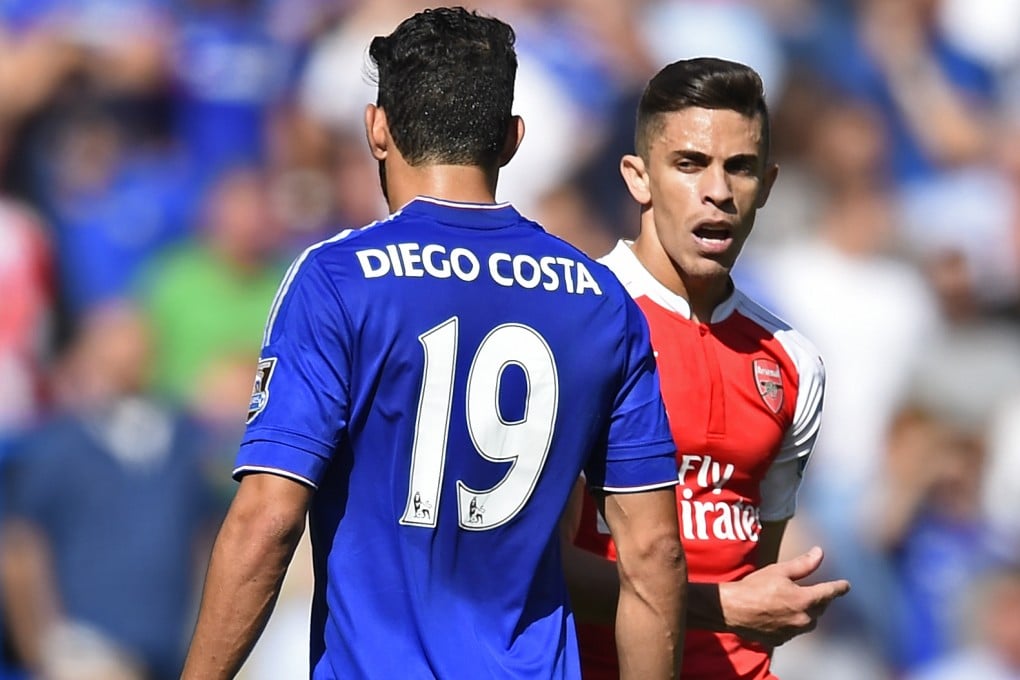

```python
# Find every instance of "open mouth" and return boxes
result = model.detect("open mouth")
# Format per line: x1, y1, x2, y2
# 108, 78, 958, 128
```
694, 225, 732, 240
692, 225, 733, 253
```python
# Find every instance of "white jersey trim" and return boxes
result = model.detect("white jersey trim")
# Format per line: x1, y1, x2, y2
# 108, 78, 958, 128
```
593, 479, 679, 494
233, 465, 319, 490
408, 195, 513, 211
262, 223, 380, 347
598, 240, 740, 322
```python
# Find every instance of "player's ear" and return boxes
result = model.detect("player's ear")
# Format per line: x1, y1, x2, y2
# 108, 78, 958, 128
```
620, 154, 651, 205
364, 104, 389, 161
756, 162, 779, 208
498, 115, 525, 168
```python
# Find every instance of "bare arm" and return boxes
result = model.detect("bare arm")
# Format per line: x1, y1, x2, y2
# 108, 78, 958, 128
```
598, 487, 686, 680
862, 3, 988, 166
0, 519, 61, 671
181, 473, 312, 680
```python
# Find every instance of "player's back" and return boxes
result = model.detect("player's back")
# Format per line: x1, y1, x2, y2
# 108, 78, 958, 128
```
239, 197, 676, 679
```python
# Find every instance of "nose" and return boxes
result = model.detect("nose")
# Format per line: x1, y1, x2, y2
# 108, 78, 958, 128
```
701, 164, 734, 210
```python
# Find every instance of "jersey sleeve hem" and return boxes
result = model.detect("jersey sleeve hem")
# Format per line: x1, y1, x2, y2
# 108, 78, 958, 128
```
759, 509, 795, 523
234, 430, 334, 487
595, 479, 679, 494
232, 465, 318, 490
590, 440, 678, 492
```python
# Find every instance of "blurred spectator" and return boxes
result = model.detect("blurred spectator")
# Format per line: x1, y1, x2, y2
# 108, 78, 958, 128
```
869, 403, 999, 672
897, 113, 1020, 315
803, 0, 994, 185
0, 198, 53, 434
265, 107, 385, 251
42, 106, 194, 318
906, 563, 1020, 680
0, 0, 174, 209
170, 0, 297, 182
298, 0, 427, 138
908, 246, 1020, 428
638, 0, 788, 106
0, 195, 53, 680
137, 165, 285, 403
938, 0, 1020, 110
0, 304, 224, 680
982, 394, 1020, 557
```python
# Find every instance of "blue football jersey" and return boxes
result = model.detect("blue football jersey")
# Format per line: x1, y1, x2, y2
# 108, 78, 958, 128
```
235, 197, 677, 679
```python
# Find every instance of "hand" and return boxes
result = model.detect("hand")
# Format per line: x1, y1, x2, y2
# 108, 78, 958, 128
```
718, 546, 850, 647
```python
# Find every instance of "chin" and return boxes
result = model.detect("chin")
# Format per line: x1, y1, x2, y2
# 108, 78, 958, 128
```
685, 257, 733, 280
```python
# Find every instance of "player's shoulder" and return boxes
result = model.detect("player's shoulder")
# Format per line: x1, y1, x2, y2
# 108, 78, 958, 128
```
279, 210, 408, 282
731, 290, 824, 376
595, 240, 647, 299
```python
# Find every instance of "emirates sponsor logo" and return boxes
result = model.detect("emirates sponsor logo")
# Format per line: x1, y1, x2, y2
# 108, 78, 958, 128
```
678, 454, 760, 542
596, 453, 762, 542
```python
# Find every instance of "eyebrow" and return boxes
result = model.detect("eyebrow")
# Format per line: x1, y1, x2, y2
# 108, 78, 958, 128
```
668, 150, 711, 164
724, 153, 761, 169
667, 150, 761, 167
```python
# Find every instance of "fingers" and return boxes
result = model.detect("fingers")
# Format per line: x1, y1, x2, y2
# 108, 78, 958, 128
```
776, 545, 824, 580
802, 578, 851, 607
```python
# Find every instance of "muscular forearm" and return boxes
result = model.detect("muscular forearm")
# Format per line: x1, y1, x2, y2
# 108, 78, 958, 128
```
614, 539, 687, 680
182, 486, 307, 679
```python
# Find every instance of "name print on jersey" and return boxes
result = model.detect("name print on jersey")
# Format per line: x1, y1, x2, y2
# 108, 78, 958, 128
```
677, 453, 761, 543
355, 242, 603, 295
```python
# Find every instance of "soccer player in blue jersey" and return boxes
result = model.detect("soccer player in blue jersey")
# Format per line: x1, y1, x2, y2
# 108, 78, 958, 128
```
181, 7, 686, 680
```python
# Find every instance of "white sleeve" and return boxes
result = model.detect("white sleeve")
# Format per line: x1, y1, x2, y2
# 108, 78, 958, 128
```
759, 330, 826, 522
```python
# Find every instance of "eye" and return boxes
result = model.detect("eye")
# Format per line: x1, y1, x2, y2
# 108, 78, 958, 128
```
727, 158, 758, 176
675, 159, 699, 172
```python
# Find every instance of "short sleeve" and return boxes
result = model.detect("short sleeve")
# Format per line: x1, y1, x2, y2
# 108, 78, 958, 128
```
234, 253, 353, 488
760, 340, 826, 521
586, 295, 677, 493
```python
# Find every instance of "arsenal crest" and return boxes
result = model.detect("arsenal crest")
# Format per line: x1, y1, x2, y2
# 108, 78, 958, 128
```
753, 358, 783, 414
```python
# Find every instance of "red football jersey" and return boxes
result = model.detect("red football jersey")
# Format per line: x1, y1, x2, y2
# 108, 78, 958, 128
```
575, 242, 825, 680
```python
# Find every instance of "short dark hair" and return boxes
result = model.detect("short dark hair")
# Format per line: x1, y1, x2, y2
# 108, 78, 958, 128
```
369, 7, 517, 168
635, 57, 771, 163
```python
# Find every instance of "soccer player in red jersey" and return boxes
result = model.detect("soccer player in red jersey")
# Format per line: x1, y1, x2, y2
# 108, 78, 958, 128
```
565, 58, 851, 680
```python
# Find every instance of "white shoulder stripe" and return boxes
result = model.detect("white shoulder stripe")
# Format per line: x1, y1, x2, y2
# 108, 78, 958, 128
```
262, 229, 355, 346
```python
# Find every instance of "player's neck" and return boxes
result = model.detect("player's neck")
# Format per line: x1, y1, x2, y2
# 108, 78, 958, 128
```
683, 276, 733, 324
631, 237, 732, 324
384, 163, 499, 212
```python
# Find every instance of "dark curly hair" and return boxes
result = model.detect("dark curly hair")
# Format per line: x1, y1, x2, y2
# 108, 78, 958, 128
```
369, 7, 517, 168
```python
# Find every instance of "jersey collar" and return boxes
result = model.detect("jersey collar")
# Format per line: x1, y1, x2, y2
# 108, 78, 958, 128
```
399, 196, 523, 229
601, 240, 740, 323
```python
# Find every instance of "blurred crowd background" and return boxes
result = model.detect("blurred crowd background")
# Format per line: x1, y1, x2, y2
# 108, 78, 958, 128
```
1, 0, 1019, 678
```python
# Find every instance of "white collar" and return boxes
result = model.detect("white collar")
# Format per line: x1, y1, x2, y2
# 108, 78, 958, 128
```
599, 240, 740, 323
